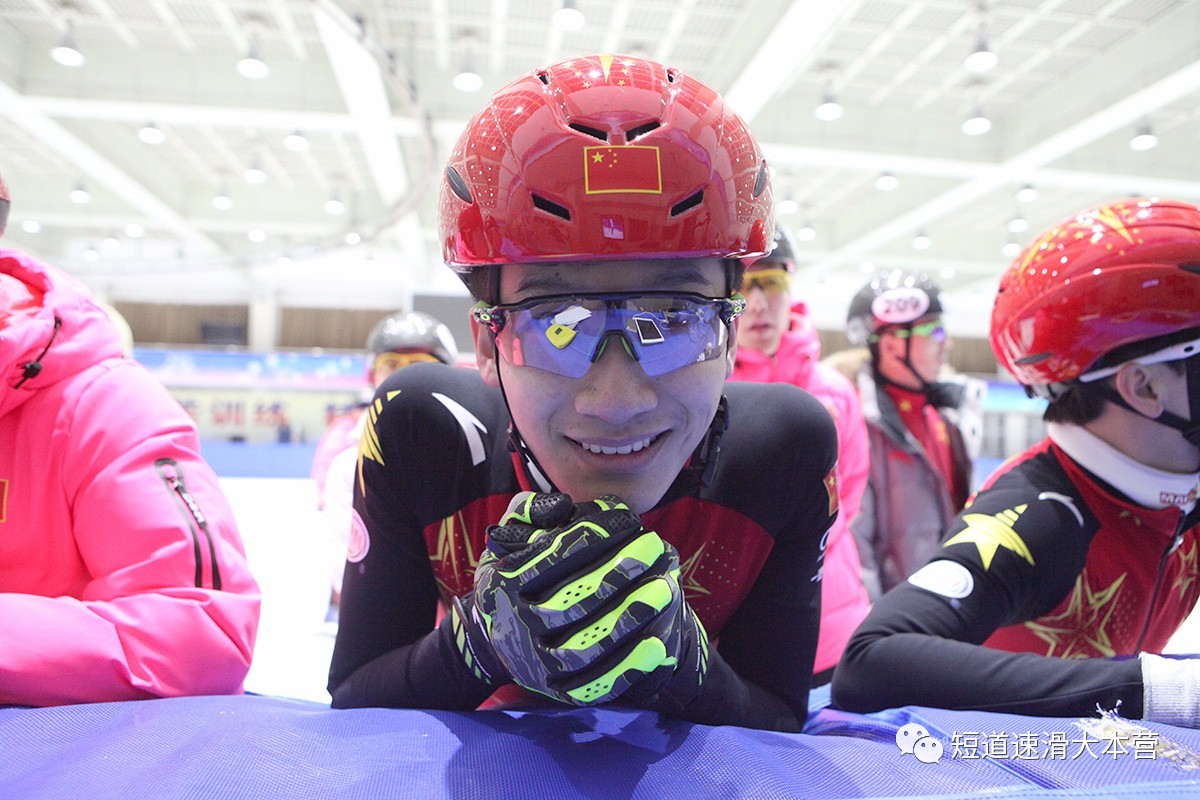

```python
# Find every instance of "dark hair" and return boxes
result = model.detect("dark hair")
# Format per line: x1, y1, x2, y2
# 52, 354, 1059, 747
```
1045, 358, 1186, 425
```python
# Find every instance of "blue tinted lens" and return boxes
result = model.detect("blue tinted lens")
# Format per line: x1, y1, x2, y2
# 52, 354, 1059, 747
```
491, 294, 734, 378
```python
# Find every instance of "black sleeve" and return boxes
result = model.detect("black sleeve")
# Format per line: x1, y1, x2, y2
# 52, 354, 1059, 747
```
328, 365, 502, 710
679, 383, 837, 730
832, 462, 1147, 718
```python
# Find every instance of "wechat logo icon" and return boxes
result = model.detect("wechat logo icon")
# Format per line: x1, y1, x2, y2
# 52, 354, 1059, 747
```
896, 722, 943, 764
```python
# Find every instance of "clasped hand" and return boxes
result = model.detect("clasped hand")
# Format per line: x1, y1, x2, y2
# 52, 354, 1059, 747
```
451, 491, 707, 708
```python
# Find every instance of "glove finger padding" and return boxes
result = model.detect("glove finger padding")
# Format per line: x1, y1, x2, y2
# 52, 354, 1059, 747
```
615, 590, 710, 714
448, 592, 510, 686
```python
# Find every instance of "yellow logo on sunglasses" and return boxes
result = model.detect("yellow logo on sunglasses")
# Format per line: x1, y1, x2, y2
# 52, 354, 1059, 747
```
546, 324, 577, 349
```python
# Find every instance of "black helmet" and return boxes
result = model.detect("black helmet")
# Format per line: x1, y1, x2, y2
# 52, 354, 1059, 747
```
746, 223, 798, 272
366, 311, 458, 365
846, 270, 944, 347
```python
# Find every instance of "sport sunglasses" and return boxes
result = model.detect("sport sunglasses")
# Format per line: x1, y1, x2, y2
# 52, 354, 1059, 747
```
473, 292, 746, 379
743, 268, 791, 296
888, 319, 947, 344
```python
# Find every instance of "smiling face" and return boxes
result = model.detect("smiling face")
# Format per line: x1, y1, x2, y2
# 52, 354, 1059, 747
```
474, 257, 736, 513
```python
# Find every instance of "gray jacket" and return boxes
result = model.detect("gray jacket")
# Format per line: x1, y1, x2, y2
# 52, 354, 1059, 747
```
849, 365, 975, 600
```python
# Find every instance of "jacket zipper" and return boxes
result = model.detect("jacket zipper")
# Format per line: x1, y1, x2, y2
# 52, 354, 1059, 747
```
1134, 511, 1188, 654
156, 458, 222, 590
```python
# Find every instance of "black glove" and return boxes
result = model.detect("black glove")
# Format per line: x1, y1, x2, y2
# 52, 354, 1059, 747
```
473, 492, 707, 706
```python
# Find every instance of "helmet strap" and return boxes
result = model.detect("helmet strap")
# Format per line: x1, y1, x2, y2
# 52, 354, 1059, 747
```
1098, 355, 1200, 448
873, 328, 959, 408
494, 345, 555, 493
685, 395, 729, 488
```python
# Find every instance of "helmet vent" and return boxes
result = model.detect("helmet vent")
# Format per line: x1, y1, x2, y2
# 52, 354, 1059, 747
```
625, 121, 660, 141
445, 166, 473, 204
532, 194, 572, 221
752, 160, 768, 198
536, 70, 551, 85
666, 68, 679, 84
1015, 352, 1052, 366
1183, 263, 1200, 275
670, 190, 704, 218
569, 122, 608, 142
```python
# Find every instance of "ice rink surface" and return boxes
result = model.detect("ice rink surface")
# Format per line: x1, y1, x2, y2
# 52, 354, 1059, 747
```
224, 477, 1200, 707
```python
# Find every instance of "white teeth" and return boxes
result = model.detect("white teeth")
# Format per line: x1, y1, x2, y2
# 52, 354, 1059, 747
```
580, 436, 654, 455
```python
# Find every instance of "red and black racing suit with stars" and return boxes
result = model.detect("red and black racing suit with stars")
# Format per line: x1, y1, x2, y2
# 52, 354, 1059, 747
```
327, 363, 838, 730
834, 437, 1200, 719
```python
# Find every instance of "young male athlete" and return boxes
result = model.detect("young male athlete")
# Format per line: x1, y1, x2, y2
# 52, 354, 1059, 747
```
833, 198, 1200, 726
328, 54, 839, 731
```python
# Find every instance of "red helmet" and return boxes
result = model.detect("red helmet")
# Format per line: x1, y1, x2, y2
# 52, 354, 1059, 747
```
991, 198, 1200, 395
439, 54, 773, 274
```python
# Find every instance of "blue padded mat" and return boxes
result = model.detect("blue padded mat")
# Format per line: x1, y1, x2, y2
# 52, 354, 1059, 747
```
1, 694, 1198, 799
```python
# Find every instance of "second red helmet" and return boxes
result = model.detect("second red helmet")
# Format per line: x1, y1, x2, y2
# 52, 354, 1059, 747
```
990, 198, 1200, 396
438, 54, 773, 275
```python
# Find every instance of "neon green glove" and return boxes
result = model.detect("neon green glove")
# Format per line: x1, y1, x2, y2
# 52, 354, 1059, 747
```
473, 492, 707, 706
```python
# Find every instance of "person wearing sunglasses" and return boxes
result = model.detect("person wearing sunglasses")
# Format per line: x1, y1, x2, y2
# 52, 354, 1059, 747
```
310, 310, 458, 624
834, 198, 1200, 726
326, 54, 839, 732
840, 270, 982, 600
729, 226, 870, 685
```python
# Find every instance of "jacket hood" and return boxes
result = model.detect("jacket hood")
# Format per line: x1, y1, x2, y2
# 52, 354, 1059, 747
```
734, 302, 821, 377
0, 248, 124, 418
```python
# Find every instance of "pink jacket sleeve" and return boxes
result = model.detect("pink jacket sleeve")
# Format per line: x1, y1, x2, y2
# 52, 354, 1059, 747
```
0, 361, 260, 706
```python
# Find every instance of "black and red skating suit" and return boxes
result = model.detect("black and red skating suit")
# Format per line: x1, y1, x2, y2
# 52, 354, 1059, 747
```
834, 423, 1200, 719
328, 363, 838, 729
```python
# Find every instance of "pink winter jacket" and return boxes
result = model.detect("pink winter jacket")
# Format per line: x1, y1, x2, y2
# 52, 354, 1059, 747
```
0, 248, 260, 706
730, 303, 871, 674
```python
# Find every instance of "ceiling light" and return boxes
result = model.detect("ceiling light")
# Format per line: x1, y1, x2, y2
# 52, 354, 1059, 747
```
283, 130, 309, 152
814, 89, 843, 122
344, 231, 362, 246
1007, 214, 1028, 233
939, 266, 956, 280
82, 245, 100, 263
452, 63, 483, 93
1129, 123, 1158, 151
69, 183, 90, 204
778, 197, 799, 215
237, 40, 269, 79
875, 172, 899, 191
21, 219, 42, 234
961, 105, 991, 136
50, 21, 85, 67
1002, 240, 1022, 258
276, 254, 293, 267
911, 231, 931, 250
796, 221, 816, 242
244, 161, 267, 184
964, 38, 997, 73
247, 228, 267, 243
1015, 184, 1038, 204
324, 194, 346, 215
124, 222, 145, 238
138, 122, 165, 145
213, 187, 233, 210
102, 234, 121, 253
552, 0, 586, 31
